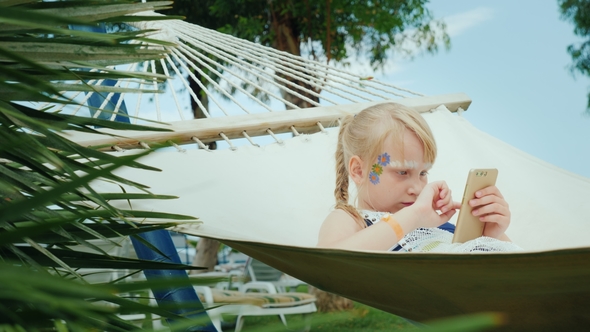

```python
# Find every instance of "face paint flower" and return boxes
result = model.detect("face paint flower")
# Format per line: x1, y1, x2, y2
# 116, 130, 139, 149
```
369, 172, 380, 185
377, 153, 390, 166
371, 164, 383, 175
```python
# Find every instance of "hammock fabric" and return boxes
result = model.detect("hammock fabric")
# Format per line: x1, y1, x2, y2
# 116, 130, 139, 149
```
93, 104, 590, 331
220, 239, 590, 332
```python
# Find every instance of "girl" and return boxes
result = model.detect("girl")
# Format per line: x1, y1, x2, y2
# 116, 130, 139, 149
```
317, 103, 521, 252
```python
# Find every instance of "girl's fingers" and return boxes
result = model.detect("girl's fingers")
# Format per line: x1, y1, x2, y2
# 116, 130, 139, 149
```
472, 202, 509, 217
439, 199, 459, 214
440, 195, 452, 207
436, 195, 451, 210
478, 214, 508, 224
470, 193, 509, 209
439, 187, 449, 200
473, 186, 511, 239
481, 215, 510, 234
439, 208, 456, 221
475, 185, 504, 199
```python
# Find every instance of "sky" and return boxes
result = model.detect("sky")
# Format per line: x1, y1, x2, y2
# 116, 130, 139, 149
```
382, 0, 590, 178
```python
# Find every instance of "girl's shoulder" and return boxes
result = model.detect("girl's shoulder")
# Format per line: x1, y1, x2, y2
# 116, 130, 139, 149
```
317, 208, 363, 247
321, 208, 364, 231
326, 208, 358, 222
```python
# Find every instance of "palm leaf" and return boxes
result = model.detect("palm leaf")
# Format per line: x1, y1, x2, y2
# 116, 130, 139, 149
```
1, 247, 202, 270
0, 221, 181, 245
0, 262, 201, 330
0, 1, 218, 329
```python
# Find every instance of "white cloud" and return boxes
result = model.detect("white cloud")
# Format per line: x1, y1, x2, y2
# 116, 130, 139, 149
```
443, 7, 495, 37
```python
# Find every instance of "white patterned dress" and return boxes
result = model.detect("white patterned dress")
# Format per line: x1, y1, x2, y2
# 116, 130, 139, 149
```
360, 210, 523, 253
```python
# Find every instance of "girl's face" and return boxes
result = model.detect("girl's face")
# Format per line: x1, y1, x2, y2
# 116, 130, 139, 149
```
357, 129, 430, 213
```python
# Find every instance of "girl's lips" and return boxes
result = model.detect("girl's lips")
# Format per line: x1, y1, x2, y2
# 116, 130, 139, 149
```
402, 202, 414, 206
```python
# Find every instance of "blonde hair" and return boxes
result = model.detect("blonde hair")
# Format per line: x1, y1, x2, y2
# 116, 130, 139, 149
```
334, 103, 437, 227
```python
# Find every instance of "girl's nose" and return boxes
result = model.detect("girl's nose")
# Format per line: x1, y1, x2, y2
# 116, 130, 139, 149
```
408, 178, 425, 196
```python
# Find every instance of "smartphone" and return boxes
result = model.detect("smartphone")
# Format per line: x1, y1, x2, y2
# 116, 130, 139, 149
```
451, 168, 498, 243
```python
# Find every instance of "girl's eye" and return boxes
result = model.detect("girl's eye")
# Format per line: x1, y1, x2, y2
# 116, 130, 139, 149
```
398, 171, 408, 175
420, 171, 429, 176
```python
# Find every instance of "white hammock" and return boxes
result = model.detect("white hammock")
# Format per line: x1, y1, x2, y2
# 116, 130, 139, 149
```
92, 104, 590, 331
96, 105, 590, 252
54, 13, 590, 330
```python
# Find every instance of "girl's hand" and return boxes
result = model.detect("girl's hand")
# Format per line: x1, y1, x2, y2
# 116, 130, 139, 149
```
411, 181, 460, 228
469, 185, 511, 239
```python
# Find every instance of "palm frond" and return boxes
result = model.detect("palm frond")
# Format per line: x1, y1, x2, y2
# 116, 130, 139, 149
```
0, 1, 211, 329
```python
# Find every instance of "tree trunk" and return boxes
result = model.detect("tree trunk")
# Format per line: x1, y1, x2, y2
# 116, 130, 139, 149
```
190, 238, 220, 274
269, 3, 320, 109
308, 285, 354, 312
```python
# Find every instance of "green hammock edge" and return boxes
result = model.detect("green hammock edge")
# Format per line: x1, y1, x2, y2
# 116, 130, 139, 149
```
198, 236, 590, 332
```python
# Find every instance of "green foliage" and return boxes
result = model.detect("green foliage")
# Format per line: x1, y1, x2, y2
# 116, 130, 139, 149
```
559, 0, 590, 110
0, 1, 212, 330
165, 0, 450, 69
0, 0, 186, 272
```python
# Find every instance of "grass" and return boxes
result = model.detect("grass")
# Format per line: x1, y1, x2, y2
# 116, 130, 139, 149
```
123, 285, 499, 332
123, 283, 498, 331
230, 301, 416, 332
212, 285, 416, 332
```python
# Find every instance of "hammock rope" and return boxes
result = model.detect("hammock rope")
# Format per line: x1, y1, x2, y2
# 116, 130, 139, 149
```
169, 140, 186, 152
43, 12, 470, 152
219, 132, 237, 150
172, 31, 306, 109
149, 60, 162, 122
167, 19, 422, 99
290, 126, 301, 137
175, 42, 281, 112
164, 52, 210, 118
159, 58, 186, 121
179, 29, 356, 105
266, 129, 284, 145
41, 12, 427, 124
242, 131, 260, 147
132, 62, 152, 121
191, 137, 211, 151
168, 19, 405, 103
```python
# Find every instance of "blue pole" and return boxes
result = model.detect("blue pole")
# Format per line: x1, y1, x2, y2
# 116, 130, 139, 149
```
72, 22, 217, 332
70, 23, 130, 123
131, 231, 216, 331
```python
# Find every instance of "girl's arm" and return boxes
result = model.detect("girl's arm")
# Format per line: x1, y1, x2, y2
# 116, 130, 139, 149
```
316, 208, 419, 250
317, 181, 460, 250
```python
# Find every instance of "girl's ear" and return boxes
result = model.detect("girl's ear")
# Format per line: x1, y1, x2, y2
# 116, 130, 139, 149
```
349, 155, 364, 185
